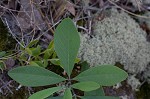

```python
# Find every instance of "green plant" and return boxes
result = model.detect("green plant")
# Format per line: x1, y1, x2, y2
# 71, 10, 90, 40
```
18, 39, 56, 67
0, 51, 6, 71
18, 36, 79, 68
8, 18, 128, 99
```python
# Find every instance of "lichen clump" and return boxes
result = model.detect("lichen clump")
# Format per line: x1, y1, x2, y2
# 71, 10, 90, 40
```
78, 9, 150, 74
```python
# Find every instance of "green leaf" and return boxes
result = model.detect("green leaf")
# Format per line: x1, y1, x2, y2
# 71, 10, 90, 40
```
30, 61, 42, 66
0, 61, 6, 71
8, 66, 65, 87
20, 52, 28, 61
54, 18, 80, 76
48, 40, 54, 49
0, 51, 6, 58
44, 49, 54, 59
29, 86, 62, 99
73, 65, 128, 86
25, 45, 41, 56
50, 58, 80, 66
63, 88, 72, 99
49, 59, 60, 66
75, 58, 80, 63
30, 60, 48, 67
43, 59, 48, 67
72, 81, 100, 91
27, 39, 39, 48
52, 52, 57, 58
81, 96, 119, 99
81, 61, 90, 72
46, 97, 62, 99
44, 40, 55, 59
84, 87, 105, 96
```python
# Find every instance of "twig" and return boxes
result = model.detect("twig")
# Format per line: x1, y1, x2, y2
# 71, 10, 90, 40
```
108, 0, 150, 19
0, 51, 20, 60
0, 78, 13, 94
4, 18, 25, 48
77, 26, 88, 33
87, 10, 92, 35
135, 0, 142, 11
8, 10, 25, 44
37, 20, 61, 39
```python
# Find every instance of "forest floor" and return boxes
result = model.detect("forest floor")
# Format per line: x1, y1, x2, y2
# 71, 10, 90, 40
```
0, 0, 150, 99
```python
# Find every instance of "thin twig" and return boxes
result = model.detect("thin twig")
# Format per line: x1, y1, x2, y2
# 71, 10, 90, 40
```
108, 0, 150, 19
0, 78, 13, 94
135, 0, 142, 11
4, 18, 25, 48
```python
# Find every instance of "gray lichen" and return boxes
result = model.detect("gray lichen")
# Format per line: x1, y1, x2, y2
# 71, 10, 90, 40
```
78, 8, 150, 75
143, 64, 150, 83
127, 75, 141, 91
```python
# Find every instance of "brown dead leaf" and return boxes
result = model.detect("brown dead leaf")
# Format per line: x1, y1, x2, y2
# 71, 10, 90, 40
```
54, 0, 67, 21
65, 1, 76, 16
54, 0, 75, 20
16, 11, 31, 30
17, 0, 46, 31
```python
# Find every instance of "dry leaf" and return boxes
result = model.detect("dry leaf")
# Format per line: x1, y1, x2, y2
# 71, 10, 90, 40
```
54, 0, 67, 21
65, 1, 76, 16
17, 0, 46, 31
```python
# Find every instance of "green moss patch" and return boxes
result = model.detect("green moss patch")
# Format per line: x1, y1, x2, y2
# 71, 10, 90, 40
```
0, 19, 16, 51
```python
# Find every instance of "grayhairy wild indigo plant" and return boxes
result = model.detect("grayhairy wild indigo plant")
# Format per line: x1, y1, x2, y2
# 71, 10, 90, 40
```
8, 18, 128, 99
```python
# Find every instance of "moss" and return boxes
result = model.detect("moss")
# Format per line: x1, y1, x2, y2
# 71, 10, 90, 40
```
0, 19, 16, 51
0, 19, 8, 51
136, 82, 150, 99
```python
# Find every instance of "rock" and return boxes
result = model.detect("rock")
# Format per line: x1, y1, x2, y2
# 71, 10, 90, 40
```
5, 58, 15, 70
78, 8, 150, 76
